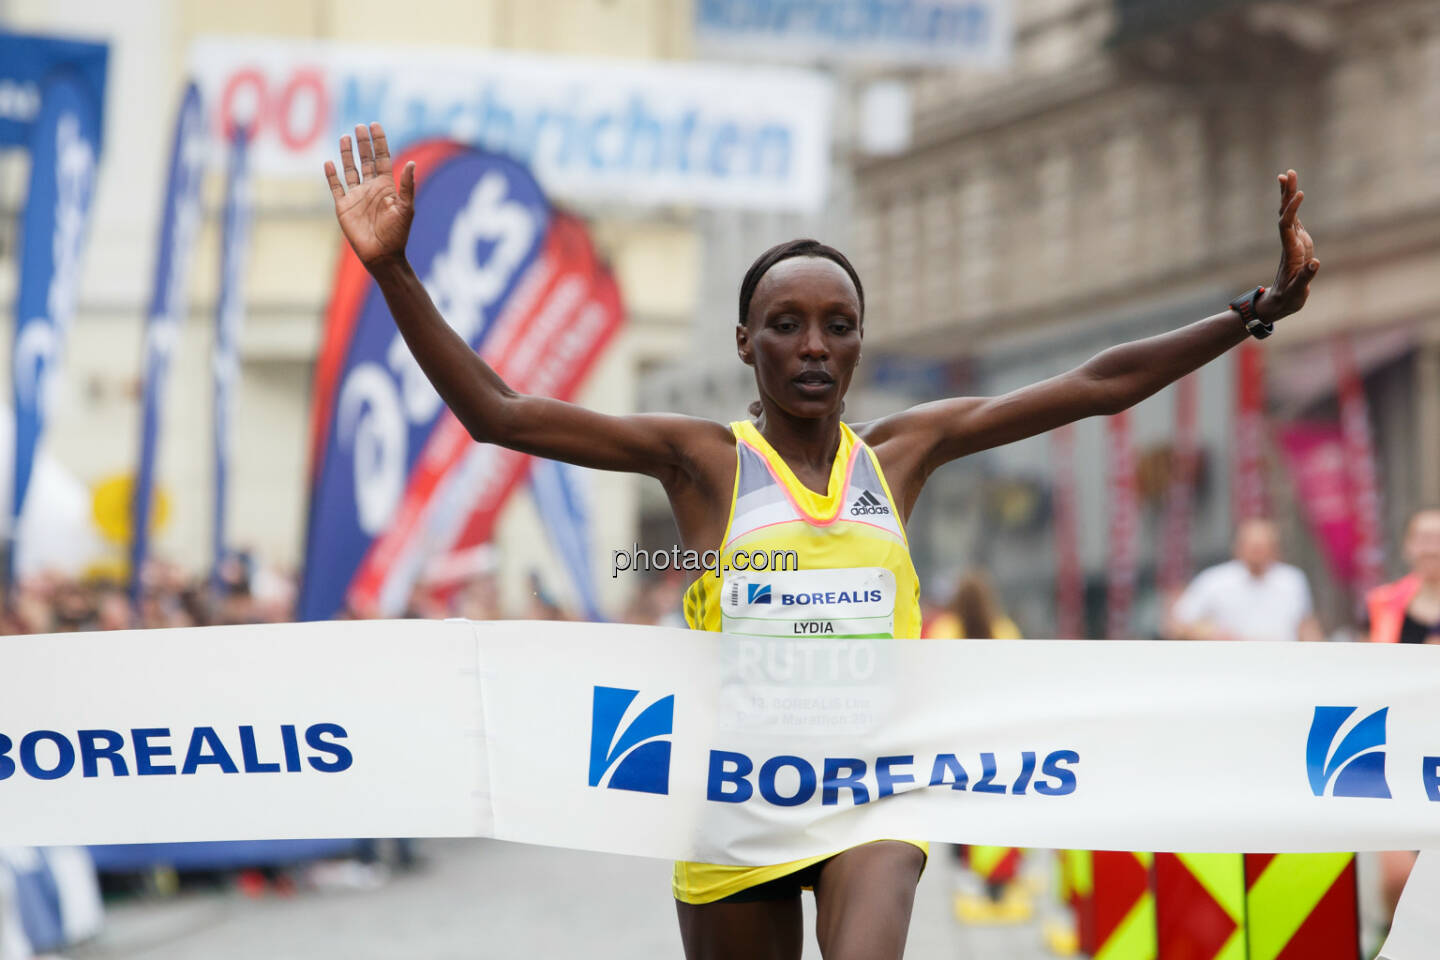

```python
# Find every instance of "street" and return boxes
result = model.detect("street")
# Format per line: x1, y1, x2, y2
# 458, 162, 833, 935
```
73, 840, 1057, 959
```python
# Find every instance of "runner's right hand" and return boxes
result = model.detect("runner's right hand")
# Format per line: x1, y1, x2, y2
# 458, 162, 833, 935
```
324, 121, 415, 269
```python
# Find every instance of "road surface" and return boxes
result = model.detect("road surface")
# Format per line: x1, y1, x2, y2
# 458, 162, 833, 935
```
73, 840, 1059, 959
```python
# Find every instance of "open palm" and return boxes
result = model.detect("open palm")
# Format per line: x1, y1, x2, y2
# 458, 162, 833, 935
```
324, 122, 415, 267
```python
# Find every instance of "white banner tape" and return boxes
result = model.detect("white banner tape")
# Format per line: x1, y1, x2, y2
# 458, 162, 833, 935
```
2, 619, 1438, 862
0, 620, 485, 845
1380, 851, 1440, 959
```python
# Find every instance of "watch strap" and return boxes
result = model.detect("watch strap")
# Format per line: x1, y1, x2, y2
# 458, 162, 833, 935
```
1229, 286, 1272, 340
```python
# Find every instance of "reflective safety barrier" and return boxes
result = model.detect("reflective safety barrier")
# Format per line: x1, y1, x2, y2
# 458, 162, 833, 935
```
1156, 853, 1245, 960
1088, 852, 1155, 960
0, 619, 1435, 956
966, 845, 1022, 888
1081, 851, 1360, 959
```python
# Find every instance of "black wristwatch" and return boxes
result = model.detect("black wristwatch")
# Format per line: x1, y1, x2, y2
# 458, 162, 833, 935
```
1229, 286, 1273, 340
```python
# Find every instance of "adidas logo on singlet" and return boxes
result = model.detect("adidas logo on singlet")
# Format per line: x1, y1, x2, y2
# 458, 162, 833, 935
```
850, 490, 890, 517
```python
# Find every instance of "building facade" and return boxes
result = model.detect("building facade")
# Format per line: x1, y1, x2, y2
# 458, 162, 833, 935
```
850, 0, 1440, 634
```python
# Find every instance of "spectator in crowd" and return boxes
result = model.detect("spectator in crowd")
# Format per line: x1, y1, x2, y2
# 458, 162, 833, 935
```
524, 570, 570, 620
1365, 506, 1440, 645
456, 570, 504, 619
621, 571, 687, 627
7, 576, 56, 634
94, 583, 133, 631
924, 569, 1021, 640
403, 582, 449, 620
1168, 518, 1323, 642
1363, 506, 1440, 923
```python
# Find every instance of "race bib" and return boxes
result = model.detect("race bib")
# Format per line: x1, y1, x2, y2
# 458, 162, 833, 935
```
721, 567, 896, 639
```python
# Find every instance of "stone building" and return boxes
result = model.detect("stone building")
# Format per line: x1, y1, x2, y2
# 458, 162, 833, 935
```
849, 0, 1440, 634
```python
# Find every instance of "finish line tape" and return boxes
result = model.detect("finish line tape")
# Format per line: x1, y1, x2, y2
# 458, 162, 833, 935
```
1, 619, 1437, 860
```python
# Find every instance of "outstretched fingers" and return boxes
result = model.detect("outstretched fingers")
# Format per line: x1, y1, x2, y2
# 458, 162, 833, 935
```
355, 124, 376, 179
370, 122, 393, 176
339, 135, 360, 188
1280, 188, 1303, 232
324, 161, 345, 201
1277, 169, 1297, 214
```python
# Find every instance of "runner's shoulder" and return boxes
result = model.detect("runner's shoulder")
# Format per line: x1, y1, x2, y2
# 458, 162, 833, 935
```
847, 409, 927, 451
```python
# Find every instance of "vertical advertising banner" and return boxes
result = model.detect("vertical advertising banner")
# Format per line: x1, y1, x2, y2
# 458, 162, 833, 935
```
212, 128, 252, 584
1335, 338, 1385, 599
1051, 424, 1084, 639
1105, 412, 1138, 640
1278, 422, 1358, 587
1232, 342, 1269, 523
130, 83, 208, 600
9, 73, 100, 583
340, 216, 624, 616
1157, 374, 1199, 596
432, 249, 623, 562
530, 460, 604, 622
300, 143, 551, 620
0, 31, 108, 148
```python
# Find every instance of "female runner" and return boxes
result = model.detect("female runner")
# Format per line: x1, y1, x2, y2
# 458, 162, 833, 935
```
324, 122, 1319, 960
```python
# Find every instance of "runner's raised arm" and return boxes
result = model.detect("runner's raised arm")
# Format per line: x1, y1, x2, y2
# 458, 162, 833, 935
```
323, 122, 717, 484
864, 169, 1319, 493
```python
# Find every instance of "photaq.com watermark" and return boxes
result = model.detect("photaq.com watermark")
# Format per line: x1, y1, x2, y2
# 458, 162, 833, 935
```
611, 545, 799, 579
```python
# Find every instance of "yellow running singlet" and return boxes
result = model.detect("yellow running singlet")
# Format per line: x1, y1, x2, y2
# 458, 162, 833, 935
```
673, 420, 928, 904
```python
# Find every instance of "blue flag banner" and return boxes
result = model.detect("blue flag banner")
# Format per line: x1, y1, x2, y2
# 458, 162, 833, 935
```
130, 83, 207, 600
0, 31, 108, 149
212, 127, 251, 587
299, 143, 550, 620
530, 459, 604, 621
9, 73, 100, 579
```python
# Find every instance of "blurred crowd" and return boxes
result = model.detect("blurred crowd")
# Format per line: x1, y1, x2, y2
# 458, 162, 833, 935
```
0, 555, 294, 636
11, 507, 1439, 641
0, 552, 690, 637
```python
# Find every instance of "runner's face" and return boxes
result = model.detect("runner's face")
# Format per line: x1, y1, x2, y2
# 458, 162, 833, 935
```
738, 257, 862, 419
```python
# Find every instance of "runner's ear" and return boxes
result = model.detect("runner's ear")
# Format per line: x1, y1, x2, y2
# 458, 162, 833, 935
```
748, 400, 763, 418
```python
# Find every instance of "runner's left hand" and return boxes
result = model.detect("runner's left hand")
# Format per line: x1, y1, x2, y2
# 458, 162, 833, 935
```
1255, 169, 1319, 322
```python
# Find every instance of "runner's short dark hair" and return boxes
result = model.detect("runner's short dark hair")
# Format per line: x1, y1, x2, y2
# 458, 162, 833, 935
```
737, 239, 865, 327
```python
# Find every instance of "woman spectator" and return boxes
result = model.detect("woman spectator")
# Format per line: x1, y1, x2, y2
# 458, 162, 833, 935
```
1364, 507, 1440, 924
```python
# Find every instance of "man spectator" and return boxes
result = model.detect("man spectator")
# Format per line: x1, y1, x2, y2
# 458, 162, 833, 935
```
1169, 518, 1323, 642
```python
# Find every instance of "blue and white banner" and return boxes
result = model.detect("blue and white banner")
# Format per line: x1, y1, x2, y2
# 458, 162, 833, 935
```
695, 0, 1012, 67
130, 83, 207, 599
0, 31, 108, 149
299, 143, 550, 621
212, 127, 251, 584
187, 37, 833, 212
0, 620, 1439, 863
10, 73, 100, 574
530, 460, 604, 621
0, 847, 102, 957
